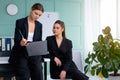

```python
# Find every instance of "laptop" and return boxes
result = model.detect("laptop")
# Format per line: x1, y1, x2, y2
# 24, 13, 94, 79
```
26, 40, 48, 56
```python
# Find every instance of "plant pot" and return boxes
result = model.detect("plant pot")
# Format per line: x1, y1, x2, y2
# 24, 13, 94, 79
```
108, 76, 120, 80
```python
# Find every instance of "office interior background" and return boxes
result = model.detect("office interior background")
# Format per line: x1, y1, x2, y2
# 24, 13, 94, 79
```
0, 0, 120, 79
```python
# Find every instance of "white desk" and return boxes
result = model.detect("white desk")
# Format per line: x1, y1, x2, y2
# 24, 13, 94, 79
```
0, 57, 15, 80
43, 58, 50, 80
0, 57, 50, 64
0, 57, 50, 80
0, 57, 9, 64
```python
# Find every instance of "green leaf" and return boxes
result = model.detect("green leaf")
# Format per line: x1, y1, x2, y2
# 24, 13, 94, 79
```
91, 69, 95, 76
92, 64, 100, 69
105, 62, 112, 70
84, 65, 89, 74
98, 34, 104, 43
85, 57, 90, 64
102, 69, 109, 78
93, 42, 101, 52
97, 54, 107, 65
93, 58, 98, 63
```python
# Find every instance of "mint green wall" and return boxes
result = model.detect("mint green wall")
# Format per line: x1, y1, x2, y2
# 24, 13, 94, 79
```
0, 0, 26, 36
0, 0, 84, 75
0, 0, 84, 50
55, 0, 84, 50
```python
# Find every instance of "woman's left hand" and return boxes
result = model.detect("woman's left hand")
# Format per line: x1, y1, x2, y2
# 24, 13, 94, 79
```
54, 57, 62, 66
59, 70, 66, 80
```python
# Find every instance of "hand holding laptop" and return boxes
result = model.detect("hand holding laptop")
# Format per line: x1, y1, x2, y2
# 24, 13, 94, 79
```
20, 38, 28, 46
18, 30, 48, 56
26, 40, 48, 56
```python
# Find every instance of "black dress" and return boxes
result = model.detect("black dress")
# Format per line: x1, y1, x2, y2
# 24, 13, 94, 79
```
46, 36, 89, 80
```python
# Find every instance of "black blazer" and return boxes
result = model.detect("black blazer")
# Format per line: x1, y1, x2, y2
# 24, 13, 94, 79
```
9, 17, 42, 63
46, 36, 77, 75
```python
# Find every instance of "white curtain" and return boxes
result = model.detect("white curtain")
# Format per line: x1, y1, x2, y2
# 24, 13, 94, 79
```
100, 0, 117, 38
117, 0, 120, 38
84, 0, 118, 65
84, 0, 100, 59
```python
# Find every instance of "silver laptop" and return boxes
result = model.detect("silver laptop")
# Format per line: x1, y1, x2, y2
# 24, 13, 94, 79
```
26, 40, 48, 56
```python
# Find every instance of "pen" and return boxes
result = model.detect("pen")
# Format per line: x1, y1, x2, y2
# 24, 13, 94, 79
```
18, 29, 24, 38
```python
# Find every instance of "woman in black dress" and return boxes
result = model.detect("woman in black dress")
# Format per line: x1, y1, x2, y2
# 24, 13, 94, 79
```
46, 20, 89, 80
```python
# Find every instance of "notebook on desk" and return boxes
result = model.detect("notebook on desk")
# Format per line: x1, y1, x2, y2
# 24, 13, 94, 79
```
26, 40, 48, 56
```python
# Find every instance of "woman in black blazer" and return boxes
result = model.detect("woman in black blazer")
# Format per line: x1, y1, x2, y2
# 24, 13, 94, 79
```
9, 3, 44, 80
46, 20, 89, 80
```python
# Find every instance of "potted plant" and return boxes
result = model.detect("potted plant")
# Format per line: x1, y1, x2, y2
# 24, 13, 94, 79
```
84, 26, 120, 79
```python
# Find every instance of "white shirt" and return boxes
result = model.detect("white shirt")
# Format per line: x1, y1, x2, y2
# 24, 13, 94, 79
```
27, 32, 34, 42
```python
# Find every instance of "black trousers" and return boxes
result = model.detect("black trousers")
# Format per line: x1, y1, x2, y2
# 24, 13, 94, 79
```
51, 69, 89, 80
51, 62, 89, 80
66, 69, 89, 80
14, 56, 43, 80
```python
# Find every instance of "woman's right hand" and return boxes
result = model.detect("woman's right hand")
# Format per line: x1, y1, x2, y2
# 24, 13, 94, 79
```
54, 57, 62, 67
20, 38, 27, 46
60, 70, 66, 80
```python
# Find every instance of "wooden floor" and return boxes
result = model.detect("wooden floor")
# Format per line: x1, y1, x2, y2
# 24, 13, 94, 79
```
0, 74, 109, 80
0, 77, 15, 80
47, 74, 108, 80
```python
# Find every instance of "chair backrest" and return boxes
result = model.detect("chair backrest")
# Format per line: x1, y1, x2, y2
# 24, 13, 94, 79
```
72, 51, 83, 72
52, 79, 72, 80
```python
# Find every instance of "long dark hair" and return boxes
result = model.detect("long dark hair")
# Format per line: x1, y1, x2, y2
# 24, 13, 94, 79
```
54, 20, 66, 38
31, 3, 44, 12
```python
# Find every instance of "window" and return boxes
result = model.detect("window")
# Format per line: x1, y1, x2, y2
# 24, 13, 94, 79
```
84, 0, 118, 60
100, 0, 117, 38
